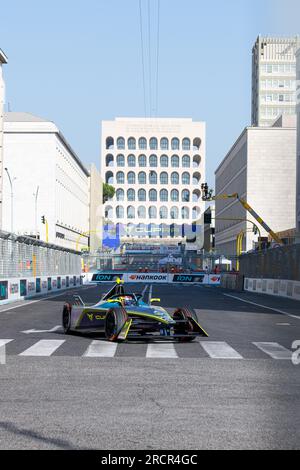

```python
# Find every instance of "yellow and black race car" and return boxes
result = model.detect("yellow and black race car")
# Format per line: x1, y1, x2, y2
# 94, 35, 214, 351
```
62, 279, 208, 342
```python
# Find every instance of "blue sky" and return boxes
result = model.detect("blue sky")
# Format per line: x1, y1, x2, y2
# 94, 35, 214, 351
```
1, 0, 299, 186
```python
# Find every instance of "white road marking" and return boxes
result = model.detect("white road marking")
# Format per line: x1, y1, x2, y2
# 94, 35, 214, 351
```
276, 323, 291, 326
200, 341, 243, 359
21, 326, 62, 334
84, 341, 117, 357
253, 342, 292, 360
146, 343, 178, 358
224, 294, 300, 320
19, 339, 65, 356
0, 339, 14, 347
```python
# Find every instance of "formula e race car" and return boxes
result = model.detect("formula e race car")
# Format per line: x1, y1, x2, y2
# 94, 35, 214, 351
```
62, 279, 208, 342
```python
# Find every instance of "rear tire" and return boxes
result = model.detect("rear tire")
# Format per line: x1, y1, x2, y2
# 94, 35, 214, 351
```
105, 307, 128, 342
62, 303, 72, 334
173, 307, 197, 341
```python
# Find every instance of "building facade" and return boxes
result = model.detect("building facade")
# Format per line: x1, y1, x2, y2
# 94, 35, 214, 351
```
0, 49, 8, 230
252, 36, 299, 127
296, 48, 300, 234
88, 163, 103, 253
101, 118, 205, 247
215, 116, 297, 260
2, 112, 90, 250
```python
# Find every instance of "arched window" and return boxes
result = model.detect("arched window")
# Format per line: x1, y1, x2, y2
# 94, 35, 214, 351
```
138, 189, 146, 201
160, 172, 168, 184
170, 206, 179, 219
128, 137, 136, 150
149, 189, 157, 201
182, 189, 190, 202
149, 171, 157, 184
193, 189, 201, 202
182, 138, 190, 150
193, 155, 201, 167
105, 171, 114, 184
138, 206, 146, 219
117, 137, 125, 150
182, 172, 190, 185
193, 172, 201, 185
182, 155, 190, 168
160, 137, 169, 150
116, 171, 124, 184
171, 172, 179, 184
105, 206, 113, 218
116, 189, 124, 201
138, 154, 147, 167
160, 189, 168, 202
182, 207, 190, 219
149, 155, 158, 167
171, 138, 180, 150
193, 137, 201, 151
128, 154, 136, 167
160, 206, 168, 219
160, 155, 168, 167
106, 137, 114, 150
149, 137, 158, 150
127, 189, 135, 201
192, 207, 200, 219
171, 189, 179, 202
106, 154, 114, 167
138, 171, 146, 184
116, 206, 124, 219
117, 154, 125, 167
127, 206, 135, 219
149, 206, 157, 219
171, 155, 179, 168
127, 172, 136, 184
138, 137, 147, 150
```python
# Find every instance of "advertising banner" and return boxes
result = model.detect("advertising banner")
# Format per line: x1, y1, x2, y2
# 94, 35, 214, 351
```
127, 273, 168, 283
171, 274, 206, 283
91, 273, 124, 283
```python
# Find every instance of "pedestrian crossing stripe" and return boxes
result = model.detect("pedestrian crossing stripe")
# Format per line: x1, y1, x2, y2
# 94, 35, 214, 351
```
1, 339, 294, 360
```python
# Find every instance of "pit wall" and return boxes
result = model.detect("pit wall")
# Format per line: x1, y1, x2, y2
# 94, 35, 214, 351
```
82, 272, 221, 285
0, 274, 83, 305
244, 277, 300, 301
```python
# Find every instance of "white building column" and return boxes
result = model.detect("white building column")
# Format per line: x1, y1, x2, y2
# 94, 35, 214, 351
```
296, 48, 300, 235
0, 49, 8, 230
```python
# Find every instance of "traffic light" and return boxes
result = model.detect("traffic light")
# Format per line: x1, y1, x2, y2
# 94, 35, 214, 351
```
41, 216, 46, 224
201, 183, 208, 198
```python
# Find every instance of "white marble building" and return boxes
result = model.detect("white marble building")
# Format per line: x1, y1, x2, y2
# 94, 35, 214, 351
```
296, 48, 300, 234
2, 112, 90, 250
215, 115, 297, 258
101, 118, 205, 245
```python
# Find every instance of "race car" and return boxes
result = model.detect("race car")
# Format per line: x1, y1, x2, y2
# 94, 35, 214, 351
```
62, 279, 208, 342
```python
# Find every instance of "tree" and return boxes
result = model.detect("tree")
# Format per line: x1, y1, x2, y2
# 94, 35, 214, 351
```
103, 183, 115, 203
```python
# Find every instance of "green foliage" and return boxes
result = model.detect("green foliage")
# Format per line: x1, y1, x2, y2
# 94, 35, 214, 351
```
103, 183, 115, 203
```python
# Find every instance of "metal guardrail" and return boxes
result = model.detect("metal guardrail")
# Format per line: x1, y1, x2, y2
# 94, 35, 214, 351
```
0, 230, 82, 278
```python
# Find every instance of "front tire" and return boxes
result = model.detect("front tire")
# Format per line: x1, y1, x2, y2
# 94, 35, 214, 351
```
105, 307, 128, 342
62, 303, 72, 334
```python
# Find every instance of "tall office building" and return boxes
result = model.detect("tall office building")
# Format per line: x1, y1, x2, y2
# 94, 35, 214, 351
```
101, 118, 205, 247
252, 36, 299, 127
0, 49, 8, 230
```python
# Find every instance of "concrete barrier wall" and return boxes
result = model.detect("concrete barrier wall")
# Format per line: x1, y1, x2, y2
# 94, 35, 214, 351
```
244, 277, 300, 301
0, 274, 83, 305
220, 273, 244, 291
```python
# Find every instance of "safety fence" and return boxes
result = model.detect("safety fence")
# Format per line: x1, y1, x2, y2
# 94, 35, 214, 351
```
0, 231, 83, 304
244, 277, 300, 301
83, 272, 221, 285
0, 230, 82, 278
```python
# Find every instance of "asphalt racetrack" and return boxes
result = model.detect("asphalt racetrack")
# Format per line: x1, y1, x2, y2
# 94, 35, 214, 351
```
0, 282, 300, 450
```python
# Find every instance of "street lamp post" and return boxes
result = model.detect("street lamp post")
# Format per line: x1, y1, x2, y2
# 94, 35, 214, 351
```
4, 167, 15, 234
33, 186, 39, 239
